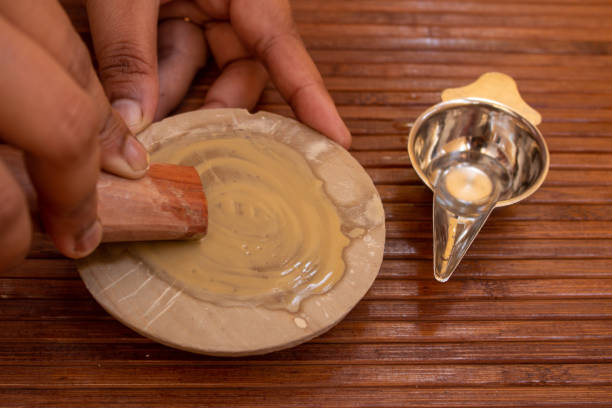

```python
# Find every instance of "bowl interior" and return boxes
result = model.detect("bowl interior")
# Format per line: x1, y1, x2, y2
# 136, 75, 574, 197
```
408, 99, 549, 206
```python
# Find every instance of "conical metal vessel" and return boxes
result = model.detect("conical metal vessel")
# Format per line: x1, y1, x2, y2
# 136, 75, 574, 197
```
408, 97, 549, 282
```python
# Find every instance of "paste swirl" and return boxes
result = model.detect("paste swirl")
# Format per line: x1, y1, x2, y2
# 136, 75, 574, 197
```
130, 135, 350, 312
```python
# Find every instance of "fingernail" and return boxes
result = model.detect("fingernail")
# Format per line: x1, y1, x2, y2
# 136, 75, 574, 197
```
122, 135, 149, 172
112, 99, 144, 132
73, 219, 103, 258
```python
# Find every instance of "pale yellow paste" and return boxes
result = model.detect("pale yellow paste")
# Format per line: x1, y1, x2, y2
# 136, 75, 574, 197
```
129, 135, 350, 312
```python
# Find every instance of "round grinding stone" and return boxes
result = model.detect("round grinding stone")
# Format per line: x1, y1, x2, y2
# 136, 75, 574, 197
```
78, 109, 385, 356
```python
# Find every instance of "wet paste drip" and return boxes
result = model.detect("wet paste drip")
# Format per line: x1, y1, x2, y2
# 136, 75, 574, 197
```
130, 136, 350, 312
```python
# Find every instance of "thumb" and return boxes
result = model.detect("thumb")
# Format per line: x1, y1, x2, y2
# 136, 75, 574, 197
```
86, 0, 160, 133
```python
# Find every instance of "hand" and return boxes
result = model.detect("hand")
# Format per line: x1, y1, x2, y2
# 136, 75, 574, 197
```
0, 1, 149, 271
85, 0, 351, 148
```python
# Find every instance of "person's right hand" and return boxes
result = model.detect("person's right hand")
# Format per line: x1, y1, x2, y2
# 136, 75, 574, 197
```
0, 1, 150, 272
85, 0, 352, 148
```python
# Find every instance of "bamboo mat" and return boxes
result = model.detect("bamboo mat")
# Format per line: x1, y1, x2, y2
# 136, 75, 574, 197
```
1, 0, 612, 406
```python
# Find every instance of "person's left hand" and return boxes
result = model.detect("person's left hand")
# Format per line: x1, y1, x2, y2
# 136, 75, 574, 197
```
85, 0, 351, 148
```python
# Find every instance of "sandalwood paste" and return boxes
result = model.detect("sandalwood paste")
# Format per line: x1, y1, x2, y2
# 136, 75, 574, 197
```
129, 135, 350, 312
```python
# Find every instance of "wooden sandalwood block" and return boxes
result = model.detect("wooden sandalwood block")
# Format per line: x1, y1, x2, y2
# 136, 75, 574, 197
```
98, 163, 208, 242
0, 145, 208, 245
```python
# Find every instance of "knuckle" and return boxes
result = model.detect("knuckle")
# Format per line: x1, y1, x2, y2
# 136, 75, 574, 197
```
287, 81, 323, 109
64, 42, 96, 90
52, 97, 100, 162
97, 109, 125, 152
97, 40, 156, 84
254, 31, 301, 61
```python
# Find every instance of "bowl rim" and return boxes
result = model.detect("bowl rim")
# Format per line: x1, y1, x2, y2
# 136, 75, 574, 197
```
407, 97, 550, 207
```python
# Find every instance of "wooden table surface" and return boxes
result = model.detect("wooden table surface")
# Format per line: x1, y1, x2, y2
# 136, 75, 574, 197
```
2, 1, 612, 406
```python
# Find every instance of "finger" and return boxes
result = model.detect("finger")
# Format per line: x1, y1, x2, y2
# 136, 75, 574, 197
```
0, 160, 31, 272
226, 0, 351, 147
86, 0, 160, 134
204, 22, 268, 110
0, 1, 149, 178
203, 59, 268, 110
0, 16, 102, 258
155, 18, 208, 120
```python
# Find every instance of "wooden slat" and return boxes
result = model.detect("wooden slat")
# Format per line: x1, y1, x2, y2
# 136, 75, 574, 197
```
0, 319, 610, 343
301, 36, 612, 55
0, 299, 106, 321
1, 364, 611, 388
0, 279, 90, 299
1, 259, 77, 279
291, 1, 612, 17
319, 320, 612, 343
0, 341, 610, 365
296, 11, 612, 30
2, 298, 611, 322
348, 299, 612, 321
309, 49, 612, 67
297, 23, 612, 42
316, 65, 612, 82
0, 320, 142, 342
364, 279, 612, 300
0, 387, 610, 407
2, 278, 612, 302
